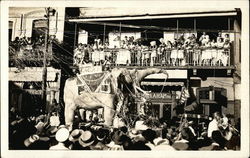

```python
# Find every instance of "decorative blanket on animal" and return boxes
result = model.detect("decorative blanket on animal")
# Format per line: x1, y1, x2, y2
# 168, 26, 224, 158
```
76, 72, 112, 93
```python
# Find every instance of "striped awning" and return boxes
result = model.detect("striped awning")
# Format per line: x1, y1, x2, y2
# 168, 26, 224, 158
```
141, 81, 184, 86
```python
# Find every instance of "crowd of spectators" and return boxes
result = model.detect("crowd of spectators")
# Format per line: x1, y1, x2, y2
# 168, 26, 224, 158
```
9, 35, 57, 60
9, 102, 240, 151
73, 32, 231, 68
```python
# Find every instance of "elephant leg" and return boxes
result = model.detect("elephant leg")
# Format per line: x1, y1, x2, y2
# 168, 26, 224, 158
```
65, 104, 77, 131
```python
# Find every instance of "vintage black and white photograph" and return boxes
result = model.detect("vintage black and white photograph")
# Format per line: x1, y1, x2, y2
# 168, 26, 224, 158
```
1, 1, 249, 158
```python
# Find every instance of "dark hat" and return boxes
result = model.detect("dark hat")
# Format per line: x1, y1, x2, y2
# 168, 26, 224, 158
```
141, 129, 157, 142
119, 126, 128, 134
96, 128, 109, 142
79, 130, 95, 147
132, 141, 151, 150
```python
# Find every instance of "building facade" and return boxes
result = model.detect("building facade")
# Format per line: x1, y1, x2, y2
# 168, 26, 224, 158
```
8, 7, 65, 115
65, 7, 241, 124
8, 7, 242, 124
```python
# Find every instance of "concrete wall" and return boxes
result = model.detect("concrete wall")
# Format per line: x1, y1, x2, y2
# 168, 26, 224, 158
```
9, 7, 65, 42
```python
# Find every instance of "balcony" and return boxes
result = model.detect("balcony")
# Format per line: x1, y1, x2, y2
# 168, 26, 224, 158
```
74, 47, 234, 70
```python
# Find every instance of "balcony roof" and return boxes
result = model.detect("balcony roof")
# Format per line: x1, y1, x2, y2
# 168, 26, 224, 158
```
69, 8, 237, 22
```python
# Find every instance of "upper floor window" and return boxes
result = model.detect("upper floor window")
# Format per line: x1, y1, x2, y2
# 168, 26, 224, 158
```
32, 19, 47, 42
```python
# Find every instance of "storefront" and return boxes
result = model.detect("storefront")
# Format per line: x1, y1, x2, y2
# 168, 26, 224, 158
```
9, 67, 61, 115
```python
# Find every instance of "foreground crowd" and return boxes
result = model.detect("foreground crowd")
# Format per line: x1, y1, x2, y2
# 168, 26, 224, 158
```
9, 105, 240, 150
73, 32, 231, 67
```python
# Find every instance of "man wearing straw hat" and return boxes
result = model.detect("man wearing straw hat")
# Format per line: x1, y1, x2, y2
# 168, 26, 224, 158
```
49, 126, 70, 150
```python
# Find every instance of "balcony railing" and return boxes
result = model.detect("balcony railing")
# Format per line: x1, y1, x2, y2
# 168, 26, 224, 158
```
74, 48, 233, 68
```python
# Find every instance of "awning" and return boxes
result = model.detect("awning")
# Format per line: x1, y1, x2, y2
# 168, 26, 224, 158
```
141, 81, 184, 86
145, 70, 187, 79
9, 67, 60, 82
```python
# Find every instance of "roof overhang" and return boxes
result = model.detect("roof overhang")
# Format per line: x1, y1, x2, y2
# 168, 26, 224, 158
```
68, 9, 237, 22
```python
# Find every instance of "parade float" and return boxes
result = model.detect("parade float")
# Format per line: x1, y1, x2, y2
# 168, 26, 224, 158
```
63, 63, 169, 130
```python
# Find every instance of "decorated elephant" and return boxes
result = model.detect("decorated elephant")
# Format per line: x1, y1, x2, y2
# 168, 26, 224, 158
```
63, 67, 168, 130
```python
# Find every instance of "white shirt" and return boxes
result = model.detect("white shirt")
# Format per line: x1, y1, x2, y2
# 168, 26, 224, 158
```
49, 143, 69, 150
49, 115, 60, 127
207, 119, 219, 138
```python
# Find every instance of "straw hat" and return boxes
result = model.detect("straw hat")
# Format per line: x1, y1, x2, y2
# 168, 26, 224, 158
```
69, 129, 83, 142
24, 134, 40, 147
153, 137, 170, 146
55, 127, 69, 143
135, 121, 148, 131
172, 140, 189, 150
79, 130, 95, 147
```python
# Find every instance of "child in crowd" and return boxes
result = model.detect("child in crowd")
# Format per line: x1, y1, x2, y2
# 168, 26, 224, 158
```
177, 43, 185, 66
170, 45, 178, 66
193, 43, 201, 66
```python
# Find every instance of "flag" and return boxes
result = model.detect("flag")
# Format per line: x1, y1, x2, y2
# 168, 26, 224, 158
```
179, 87, 190, 104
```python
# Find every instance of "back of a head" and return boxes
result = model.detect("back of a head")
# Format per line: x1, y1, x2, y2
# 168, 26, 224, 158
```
213, 112, 222, 121
142, 129, 157, 143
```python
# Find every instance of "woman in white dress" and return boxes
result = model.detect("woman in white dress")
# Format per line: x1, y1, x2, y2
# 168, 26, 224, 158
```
92, 49, 100, 65
205, 40, 212, 66
99, 48, 105, 64
217, 38, 225, 66
222, 41, 230, 66
151, 47, 157, 66
210, 39, 218, 66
